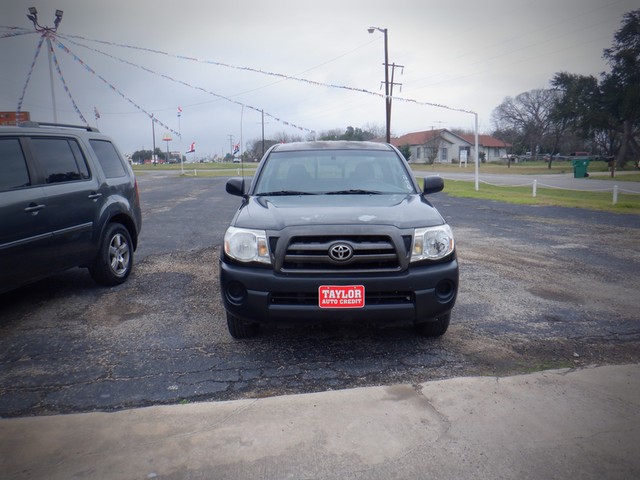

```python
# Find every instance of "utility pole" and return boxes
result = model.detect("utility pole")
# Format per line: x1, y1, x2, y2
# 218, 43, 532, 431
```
368, 27, 402, 143
387, 62, 404, 141
151, 116, 157, 164
228, 135, 234, 158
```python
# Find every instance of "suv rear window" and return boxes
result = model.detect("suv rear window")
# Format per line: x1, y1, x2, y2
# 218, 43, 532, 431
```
0, 138, 30, 191
90, 140, 127, 178
30, 137, 90, 184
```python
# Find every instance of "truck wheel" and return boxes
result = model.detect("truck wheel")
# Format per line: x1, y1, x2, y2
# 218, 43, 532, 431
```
89, 223, 133, 286
226, 312, 258, 339
415, 313, 450, 337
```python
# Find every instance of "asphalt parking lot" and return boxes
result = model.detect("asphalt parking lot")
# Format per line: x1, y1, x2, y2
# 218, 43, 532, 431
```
1, 172, 639, 417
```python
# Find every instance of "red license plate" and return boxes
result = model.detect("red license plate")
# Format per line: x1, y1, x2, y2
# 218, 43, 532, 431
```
318, 285, 365, 309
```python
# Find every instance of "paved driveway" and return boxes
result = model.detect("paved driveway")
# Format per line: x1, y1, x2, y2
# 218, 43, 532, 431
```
1, 173, 638, 417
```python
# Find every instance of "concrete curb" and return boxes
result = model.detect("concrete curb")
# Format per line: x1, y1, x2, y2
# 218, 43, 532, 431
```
2, 364, 639, 479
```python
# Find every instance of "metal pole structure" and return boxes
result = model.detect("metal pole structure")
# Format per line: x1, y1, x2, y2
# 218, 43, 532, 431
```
474, 112, 479, 191
368, 26, 391, 143
383, 28, 390, 143
178, 109, 184, 174
27, 9, 64, 123
151, 116, 157, 164
261, 109, 265, 158
45, 38, 57, 123
240, 105, 244, 176
240, 106, 244, 160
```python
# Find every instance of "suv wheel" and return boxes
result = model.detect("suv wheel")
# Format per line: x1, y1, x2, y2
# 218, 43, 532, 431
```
415, 313, 450, 337
89, 223, 133, 286
226, 312, 258, 339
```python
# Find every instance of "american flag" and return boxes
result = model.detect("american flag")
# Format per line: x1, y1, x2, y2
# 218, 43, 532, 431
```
177, 106, 182, 117
186, 142, 195, 153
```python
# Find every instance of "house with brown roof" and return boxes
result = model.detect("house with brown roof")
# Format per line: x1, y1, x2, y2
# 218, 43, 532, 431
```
390, 129, 511, 164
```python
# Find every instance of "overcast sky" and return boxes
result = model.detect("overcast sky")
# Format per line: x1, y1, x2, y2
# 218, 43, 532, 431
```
1, 0, 636, 158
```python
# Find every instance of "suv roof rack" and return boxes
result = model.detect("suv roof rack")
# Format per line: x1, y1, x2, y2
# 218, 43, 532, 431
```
18, 121, 100, 133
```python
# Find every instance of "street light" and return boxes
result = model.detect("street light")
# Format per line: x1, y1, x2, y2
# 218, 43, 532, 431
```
54, 10, 63, 30
26, 7, 63, 32
368, 26, 390, 143
27, 7, 38, 26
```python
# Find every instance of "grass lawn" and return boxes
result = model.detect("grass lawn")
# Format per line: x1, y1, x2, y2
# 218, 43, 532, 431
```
411, 161, 639, 214
133, 162, 257, 177
441, 179, 640, 215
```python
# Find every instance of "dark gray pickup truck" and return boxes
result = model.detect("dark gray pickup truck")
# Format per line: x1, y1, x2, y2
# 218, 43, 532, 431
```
220, 141, 457, 338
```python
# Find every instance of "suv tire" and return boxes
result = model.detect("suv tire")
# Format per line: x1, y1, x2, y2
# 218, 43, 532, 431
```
89, 223, 133, 286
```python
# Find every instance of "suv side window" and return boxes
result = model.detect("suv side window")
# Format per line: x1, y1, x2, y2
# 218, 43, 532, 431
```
30, 137, 90, 184
90, 139, 127, 178
0, 138, 30, 191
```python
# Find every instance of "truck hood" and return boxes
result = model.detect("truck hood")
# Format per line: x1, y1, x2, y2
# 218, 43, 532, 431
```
232, 194, 445, 231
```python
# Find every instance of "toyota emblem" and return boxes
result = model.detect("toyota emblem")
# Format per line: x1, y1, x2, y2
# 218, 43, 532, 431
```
328, 243, 353, 262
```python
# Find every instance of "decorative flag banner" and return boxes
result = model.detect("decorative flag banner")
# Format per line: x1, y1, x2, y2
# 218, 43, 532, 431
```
57, 34, 316, 133
177, 106, 182, 117
0, 30, 35, 39
58, 32, 477, 116
52, 37, 182, 137
94, 107, 100, 119
233, 143, 240, 155
186, 142, 195, 153
45, 36, 89, 125
16, 35, 45, 116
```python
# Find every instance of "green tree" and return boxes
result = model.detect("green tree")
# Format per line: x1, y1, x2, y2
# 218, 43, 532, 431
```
603, 9, 640, 167
131, 148, 165, 163
398, 144, 411, 161
550, 72, 615, 159
318, 126, 378, 141
551, 10, 640, 168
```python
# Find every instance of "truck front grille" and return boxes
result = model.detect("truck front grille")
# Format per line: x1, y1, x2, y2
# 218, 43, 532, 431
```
280, 235, 406, 273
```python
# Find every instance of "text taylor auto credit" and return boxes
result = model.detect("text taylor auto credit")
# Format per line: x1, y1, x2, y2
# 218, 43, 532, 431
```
318, 285, 365, 308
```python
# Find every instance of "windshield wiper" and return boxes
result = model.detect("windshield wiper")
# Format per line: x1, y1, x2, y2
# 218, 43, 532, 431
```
256, 190, 316, 196
324, 189, 382, 195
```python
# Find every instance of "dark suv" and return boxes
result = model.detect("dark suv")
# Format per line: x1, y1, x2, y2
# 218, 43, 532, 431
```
0, 122, 142, 294
220, 141, 458, 338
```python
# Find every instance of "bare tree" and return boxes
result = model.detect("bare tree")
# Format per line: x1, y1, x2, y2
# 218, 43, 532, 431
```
424, 134, 443, 165
491, 89, 561, 160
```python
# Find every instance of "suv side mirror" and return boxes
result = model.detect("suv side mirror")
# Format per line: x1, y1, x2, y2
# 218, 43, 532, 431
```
226, 177, 245, 197
423, 176, 444, 194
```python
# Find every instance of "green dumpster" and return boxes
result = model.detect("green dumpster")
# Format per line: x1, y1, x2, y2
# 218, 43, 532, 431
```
572, 158, 590, 178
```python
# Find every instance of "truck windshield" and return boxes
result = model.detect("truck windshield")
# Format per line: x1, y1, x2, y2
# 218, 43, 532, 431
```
254, 150, 416, 195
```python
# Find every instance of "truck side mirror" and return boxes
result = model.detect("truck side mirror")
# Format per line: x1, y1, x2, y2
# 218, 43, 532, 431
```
423, 176, 444, 194
226, 177, 245, 197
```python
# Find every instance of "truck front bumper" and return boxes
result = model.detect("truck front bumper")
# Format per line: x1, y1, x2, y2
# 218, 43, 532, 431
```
220, 258, 458, 327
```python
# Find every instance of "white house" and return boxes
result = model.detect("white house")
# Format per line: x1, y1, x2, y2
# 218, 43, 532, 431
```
390, 129, 511, 164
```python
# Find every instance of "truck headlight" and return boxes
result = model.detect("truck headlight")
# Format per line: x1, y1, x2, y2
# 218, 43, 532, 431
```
224, 227, 271, 264
411, 225, 455, 262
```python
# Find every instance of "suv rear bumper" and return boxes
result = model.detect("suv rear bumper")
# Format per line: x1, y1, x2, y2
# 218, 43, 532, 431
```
220, 258, 458, 326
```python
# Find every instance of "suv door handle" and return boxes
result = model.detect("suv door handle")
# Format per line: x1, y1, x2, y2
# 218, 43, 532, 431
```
24, 203, 46, 215
88, 192, 103, 200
